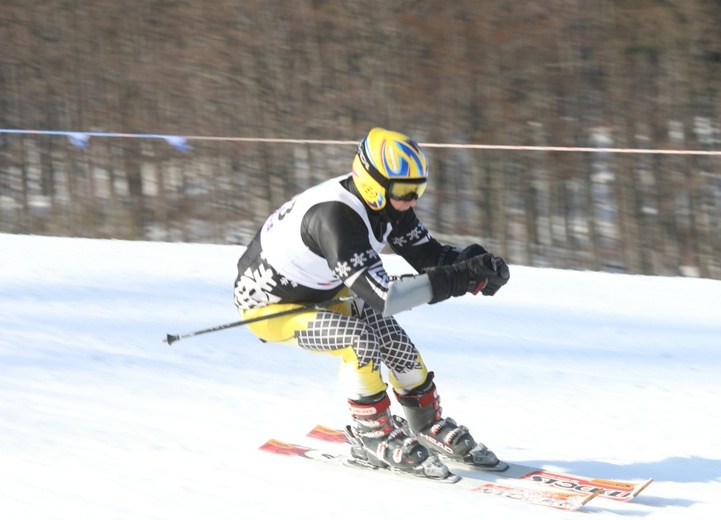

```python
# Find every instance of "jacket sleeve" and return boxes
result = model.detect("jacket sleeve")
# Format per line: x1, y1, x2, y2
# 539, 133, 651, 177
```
387, 209, 460, 271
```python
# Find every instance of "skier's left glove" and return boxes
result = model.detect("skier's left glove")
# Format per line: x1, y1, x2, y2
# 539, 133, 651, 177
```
464, 253, 510, 296
424, 253, 509, 303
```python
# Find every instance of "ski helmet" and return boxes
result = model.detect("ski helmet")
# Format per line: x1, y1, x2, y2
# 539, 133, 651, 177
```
351, 128, 429, 210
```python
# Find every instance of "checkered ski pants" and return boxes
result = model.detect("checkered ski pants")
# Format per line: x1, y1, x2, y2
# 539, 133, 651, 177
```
294, 300, 427, 398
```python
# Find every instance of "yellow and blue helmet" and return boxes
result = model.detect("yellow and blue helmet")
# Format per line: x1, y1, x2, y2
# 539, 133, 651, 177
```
351, 127, 429, 210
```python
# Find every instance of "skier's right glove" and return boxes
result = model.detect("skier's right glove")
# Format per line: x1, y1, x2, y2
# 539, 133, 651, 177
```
425, 253, 510, 304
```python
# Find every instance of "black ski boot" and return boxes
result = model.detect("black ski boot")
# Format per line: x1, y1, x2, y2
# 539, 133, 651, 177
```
345, 391, 453, 480
395, 373, 507, 471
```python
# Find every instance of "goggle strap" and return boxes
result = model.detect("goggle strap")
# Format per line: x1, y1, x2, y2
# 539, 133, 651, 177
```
356, 139, 389, 188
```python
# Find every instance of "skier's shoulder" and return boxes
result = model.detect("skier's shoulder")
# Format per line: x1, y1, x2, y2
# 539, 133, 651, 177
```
302, 193, 370, 254
302, 173, 363, 207
302, 173, 369, 229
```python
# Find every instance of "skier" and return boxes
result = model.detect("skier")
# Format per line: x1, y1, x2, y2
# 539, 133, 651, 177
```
233, 128, 510, 479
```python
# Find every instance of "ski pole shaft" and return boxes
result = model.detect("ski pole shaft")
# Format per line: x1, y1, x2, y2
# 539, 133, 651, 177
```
163, 295, 356, 345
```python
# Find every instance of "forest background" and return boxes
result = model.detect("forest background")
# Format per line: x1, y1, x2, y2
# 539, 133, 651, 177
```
1, 0, 720, 278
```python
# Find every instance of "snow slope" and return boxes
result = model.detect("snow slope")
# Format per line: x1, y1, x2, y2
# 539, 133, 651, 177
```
1, 233, 720, 519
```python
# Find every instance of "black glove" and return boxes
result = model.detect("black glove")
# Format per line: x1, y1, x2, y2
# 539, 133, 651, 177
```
466, 253, 510, 296
455, 243, 489, 262
425, 253, 509, 304
424, 262, 470, 304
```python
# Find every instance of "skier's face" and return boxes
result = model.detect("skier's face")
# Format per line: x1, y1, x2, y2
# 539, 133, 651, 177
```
389, 197, 417, 212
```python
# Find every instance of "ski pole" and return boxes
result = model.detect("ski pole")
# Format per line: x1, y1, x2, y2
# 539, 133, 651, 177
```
162, 295, 356, 345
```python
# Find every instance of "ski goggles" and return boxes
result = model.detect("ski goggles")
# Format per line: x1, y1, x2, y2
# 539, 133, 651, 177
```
388, 180, 428, 202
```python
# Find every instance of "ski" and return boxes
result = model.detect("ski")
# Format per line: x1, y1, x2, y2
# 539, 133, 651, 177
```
259, 438, 599, 511
306, 424, 653, 502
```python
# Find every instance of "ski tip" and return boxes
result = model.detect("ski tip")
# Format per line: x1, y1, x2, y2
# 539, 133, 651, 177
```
307, 424, 348, 443
259, 438, 312, 456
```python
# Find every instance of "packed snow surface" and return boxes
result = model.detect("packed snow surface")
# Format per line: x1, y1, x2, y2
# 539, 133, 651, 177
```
2, 233, 720, 519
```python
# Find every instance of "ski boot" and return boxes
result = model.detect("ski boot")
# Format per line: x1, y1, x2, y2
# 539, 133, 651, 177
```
395, 373, 508, 471
345, 391, 453, 480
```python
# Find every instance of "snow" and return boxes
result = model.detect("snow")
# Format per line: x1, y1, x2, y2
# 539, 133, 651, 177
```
1, 232, 720, 519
